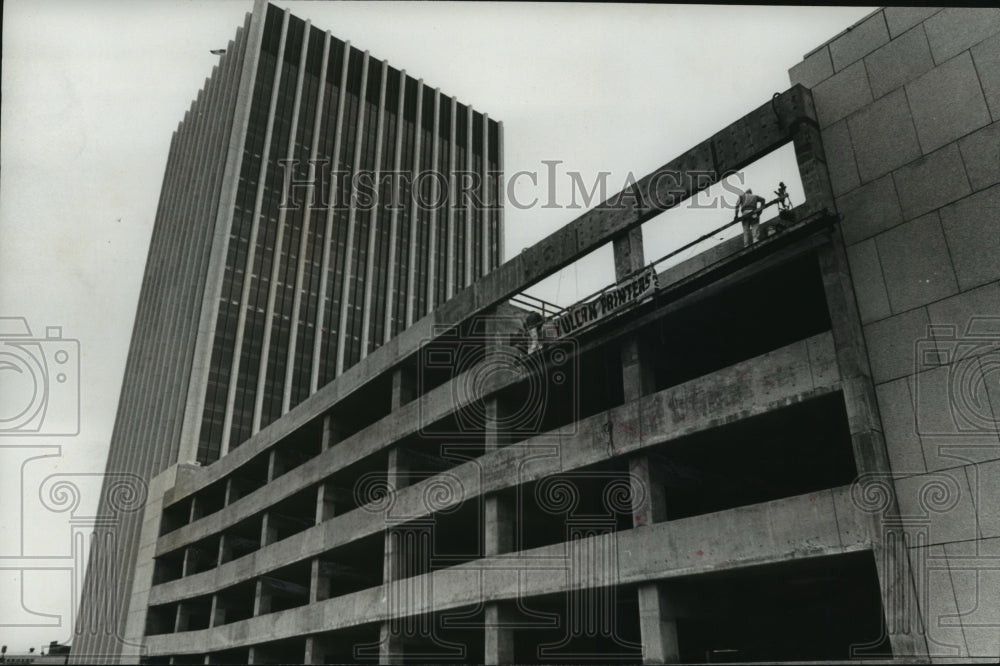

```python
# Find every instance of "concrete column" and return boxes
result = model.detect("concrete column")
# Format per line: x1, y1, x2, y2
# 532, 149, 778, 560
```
637, 585, 680, 664
613, 229, 678, 664
483, 386, 514, 557
484, 602, 517, 665
309, 558, 330, 603
383, 449, 410, 581
391, 365, 417, 410
378, 620, 406, 665
483, 493, 514, 558
816, 235, 930, 659
209, 594, 226, 628
316, 482, 339, 523
483, 313, 517, 664
253, 579, 271, 616
189, 495, 204, 523
260, 512, 278, 547
614, 227, 656, 403
304, 635, 327, 665
266, 449, 283, 482
173, 602, 190, 633
629, 456, 667, 528
181, 547, 196, 578
217, 534, 233, 566
380, 446, 410, 665
224, 477, 240, 506
321, 413, 346, 451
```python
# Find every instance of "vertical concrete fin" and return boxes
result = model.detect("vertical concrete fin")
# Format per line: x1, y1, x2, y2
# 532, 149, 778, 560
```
221, 7, 291, 454
465, 103, 475, 287
382, 70, 408, 345
310, 38, 351, 394
404, 79, 425, 328
252, 17, 312, 434
360, 59, 390, 359
446, 95, 458, 300
426, 87, 442, 312
335, 50, 372, 376
283, 28, 332, 415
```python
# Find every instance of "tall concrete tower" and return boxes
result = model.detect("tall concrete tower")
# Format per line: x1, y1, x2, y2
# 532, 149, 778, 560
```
72, 1, 503, 660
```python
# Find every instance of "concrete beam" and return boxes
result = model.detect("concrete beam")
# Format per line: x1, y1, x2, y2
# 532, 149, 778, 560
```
144, 485, 867, 656
154, 324, 839, 559
150, 333, 840, 600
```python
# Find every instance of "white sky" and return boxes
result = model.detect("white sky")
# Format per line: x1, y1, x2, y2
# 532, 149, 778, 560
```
0, 1, 873, 653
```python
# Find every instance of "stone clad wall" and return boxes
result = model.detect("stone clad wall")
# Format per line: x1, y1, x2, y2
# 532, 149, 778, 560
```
791, 7, 1000, 662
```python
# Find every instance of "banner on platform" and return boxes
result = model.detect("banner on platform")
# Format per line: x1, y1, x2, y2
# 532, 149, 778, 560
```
547, 266, 658, 339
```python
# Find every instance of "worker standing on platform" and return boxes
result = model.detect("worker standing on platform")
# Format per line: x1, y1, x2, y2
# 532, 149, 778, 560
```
735, 188, 766, 246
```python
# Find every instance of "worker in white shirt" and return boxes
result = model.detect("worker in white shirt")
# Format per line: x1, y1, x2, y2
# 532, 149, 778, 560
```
735, 188, 766, 247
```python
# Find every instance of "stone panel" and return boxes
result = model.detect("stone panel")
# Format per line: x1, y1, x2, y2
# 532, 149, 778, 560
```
957, 121, 1000, 195
876, 378, 927, 475
895, 468, 979, 545
847, 88, 922, 182
876, 212, 958, 313
908, 366, 1000, 470
910, 543, 968, 659
865, 23, 935, 99
821, 119, 860, 197
846, 238, 892, 323
924, 7, 1000, 64
906, 51, 991, 154
973, 459, 1000, 538
836, 174, 903, 244
943, 537, 1000, 659
864, 306, 931, 384
939, 184, 1000, 290
884, 7, 942, 40
813, 59, 874, 128
789, 45, 833, 89
927, 281, 1000, 331
829, 11, 890, 72
972, 32, 1000, 123
892, 144, 972, 221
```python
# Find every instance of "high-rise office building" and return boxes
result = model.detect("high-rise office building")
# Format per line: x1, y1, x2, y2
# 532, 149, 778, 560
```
72, 1, 502, 660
